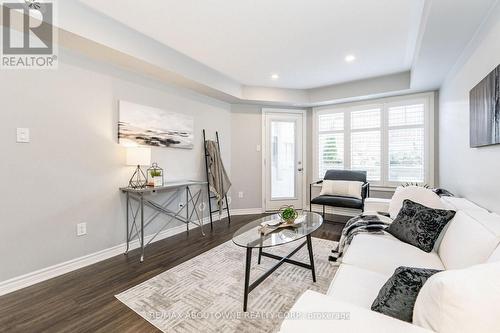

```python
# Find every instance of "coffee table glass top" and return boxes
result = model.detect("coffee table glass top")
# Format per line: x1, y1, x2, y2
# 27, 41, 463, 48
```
232, 212, 323, 249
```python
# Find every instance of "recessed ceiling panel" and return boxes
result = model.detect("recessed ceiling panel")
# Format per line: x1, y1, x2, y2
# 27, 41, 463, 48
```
78, 0, 424, 89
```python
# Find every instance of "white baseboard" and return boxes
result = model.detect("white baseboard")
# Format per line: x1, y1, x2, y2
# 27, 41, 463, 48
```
231, 208, 264, 215
0, 211, 238, 297
0, 207, 269, 296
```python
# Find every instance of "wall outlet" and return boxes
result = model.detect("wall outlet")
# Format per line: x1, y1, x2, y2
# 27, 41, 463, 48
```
256, 145, 261, 152
76, 222, 87, 236
238, 191, 244, 198
16, 128, 30, 143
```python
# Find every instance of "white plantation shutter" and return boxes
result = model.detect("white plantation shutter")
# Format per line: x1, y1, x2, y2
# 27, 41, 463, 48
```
317, 112, 344, 178
351, 108, 380, 129
315, 96, 431, 186
318, 133, 344, 177
388, 103, 425, 183
319, 113, 344, 131
351, 130, 381, 181
350, 109, 381, 181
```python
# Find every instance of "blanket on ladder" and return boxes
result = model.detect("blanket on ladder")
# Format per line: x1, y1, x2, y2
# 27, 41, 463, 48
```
330, 213, 392, 262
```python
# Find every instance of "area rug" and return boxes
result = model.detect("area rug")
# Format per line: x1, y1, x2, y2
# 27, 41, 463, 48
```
116, 237, 338, 333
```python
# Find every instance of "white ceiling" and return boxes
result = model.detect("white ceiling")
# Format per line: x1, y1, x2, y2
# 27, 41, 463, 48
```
78, 0, 424, 89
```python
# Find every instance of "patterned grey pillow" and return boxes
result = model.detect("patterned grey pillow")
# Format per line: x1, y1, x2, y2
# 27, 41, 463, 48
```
371, 266, 441, 322
387, 199, 456, 252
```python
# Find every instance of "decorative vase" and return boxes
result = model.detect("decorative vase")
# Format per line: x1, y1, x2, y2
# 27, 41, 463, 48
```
153, 176, 163, 187
147, 163, 164, 187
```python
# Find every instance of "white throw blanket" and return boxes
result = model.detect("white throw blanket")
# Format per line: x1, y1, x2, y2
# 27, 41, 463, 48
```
205, 140, 231, 213
330, 212, 392, 262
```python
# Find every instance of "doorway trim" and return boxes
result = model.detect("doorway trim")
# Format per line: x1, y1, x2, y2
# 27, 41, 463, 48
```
261, 108, 307, 212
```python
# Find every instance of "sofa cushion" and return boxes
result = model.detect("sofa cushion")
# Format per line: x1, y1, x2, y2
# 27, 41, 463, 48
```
413, 262, 500, 333
389, 186, 445, 219
386, 200, 456, 252
371, 266, 441, 323
342, 233, 445, 276
311, 195, 363, 209
438, 210, 500, 269
326, 264, 389, 309
279, 290, 435, 333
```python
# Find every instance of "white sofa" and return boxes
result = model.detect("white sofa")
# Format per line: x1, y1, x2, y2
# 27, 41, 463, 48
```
280, 196, 500, 333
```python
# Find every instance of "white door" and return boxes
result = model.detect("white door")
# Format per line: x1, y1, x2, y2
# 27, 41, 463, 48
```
263, 111, 305, 211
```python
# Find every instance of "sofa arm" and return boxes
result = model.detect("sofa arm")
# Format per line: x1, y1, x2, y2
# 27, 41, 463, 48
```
279, 290, 434, 333
363, 198, 391, 214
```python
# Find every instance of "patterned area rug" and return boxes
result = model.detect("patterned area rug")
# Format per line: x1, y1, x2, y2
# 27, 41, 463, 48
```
116, 237, 338, 333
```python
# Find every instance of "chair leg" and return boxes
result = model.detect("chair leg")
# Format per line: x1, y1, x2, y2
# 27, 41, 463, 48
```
322, 205, 325, 219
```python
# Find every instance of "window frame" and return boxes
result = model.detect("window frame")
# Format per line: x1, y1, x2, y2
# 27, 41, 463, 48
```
312, 92, 435, 189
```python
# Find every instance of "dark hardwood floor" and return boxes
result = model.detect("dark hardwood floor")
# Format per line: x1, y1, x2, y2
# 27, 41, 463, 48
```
0, 213, 348, 333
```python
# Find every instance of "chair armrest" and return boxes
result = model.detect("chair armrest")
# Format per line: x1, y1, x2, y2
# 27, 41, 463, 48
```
309, 180, 323, 204
361, 182, 370, 200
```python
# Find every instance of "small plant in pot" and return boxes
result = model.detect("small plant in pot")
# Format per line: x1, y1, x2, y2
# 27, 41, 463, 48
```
279, 205, 299, 224
149, 169, 163, 187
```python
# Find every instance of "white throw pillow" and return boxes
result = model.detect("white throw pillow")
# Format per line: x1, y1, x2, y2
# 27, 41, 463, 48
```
413, 262, 500, 333
388, 186, 445, 219
319, 180, 363, 199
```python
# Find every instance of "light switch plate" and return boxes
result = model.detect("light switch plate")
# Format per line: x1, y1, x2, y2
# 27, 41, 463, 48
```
16, 128, 30, 143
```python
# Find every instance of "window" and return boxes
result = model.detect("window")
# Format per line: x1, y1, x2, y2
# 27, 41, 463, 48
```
314, 94, 432, 187
388, 104, 425, 183
317, 113, 344, 177
350, 108, 381, 181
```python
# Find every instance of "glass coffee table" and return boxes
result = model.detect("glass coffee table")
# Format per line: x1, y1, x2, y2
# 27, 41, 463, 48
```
232, 212, 323, 311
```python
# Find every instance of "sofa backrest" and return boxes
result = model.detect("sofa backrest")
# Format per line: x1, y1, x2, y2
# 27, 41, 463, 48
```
440, 196, 489, 212
438, 210, 500, 269
324, 170, 367, 182
488, 244, 500, 263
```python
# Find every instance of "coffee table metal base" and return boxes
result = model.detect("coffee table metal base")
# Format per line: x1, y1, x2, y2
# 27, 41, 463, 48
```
242, 234, 316, 311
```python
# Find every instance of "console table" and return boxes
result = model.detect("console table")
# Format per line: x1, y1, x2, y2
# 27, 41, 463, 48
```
120, 180, 207, 262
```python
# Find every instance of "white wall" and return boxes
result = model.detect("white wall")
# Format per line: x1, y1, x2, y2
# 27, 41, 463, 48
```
0, 48, 231, 282
230, 105, 263, 209
439, 2, 500, 213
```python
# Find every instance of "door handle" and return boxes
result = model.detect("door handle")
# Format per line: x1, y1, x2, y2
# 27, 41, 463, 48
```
298, 168, 303, 171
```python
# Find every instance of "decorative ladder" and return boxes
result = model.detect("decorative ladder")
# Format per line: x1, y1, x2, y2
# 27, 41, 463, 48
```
203, 129, 231, 229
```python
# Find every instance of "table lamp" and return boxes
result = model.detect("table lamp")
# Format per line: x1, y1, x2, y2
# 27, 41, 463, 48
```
126, 147, 151, 188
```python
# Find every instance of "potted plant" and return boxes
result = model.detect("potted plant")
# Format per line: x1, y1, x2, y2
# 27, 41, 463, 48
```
147, 163, 164, 187
149, 169, 162, 187
279, 205, 299, 224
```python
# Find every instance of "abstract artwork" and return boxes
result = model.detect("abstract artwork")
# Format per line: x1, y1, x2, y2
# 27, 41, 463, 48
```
470, 64, 500, 148
118, 100, 194, 149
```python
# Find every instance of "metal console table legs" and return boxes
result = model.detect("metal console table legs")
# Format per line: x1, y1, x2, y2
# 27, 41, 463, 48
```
121, 180, 207, 262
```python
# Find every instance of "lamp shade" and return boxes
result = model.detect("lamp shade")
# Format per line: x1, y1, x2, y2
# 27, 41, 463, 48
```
126, 147, 151, 166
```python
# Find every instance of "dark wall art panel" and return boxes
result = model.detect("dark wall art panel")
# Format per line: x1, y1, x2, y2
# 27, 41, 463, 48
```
470, 65, 500, 148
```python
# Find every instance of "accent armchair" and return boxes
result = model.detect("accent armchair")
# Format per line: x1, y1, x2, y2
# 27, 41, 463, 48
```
310, 170, 370, 217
